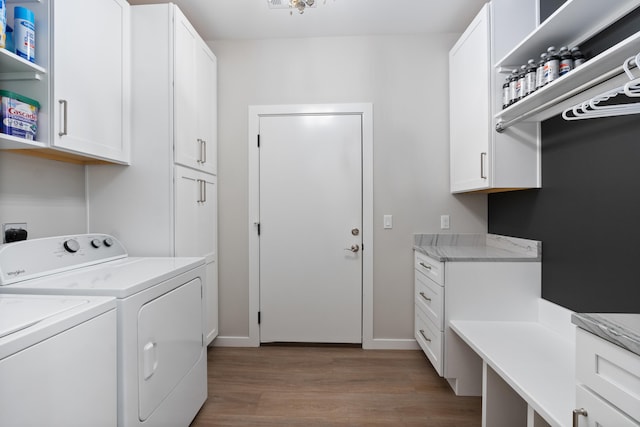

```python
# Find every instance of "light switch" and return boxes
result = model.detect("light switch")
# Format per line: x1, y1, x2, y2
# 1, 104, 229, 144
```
440, 215, 450, 230
383, 215, 393, 229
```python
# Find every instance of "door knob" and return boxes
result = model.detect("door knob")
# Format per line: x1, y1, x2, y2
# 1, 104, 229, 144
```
351, 228, 360, 236
345, 244, 360, 253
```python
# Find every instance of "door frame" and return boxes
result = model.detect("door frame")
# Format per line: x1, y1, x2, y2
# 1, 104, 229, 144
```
248, 103, 373, 348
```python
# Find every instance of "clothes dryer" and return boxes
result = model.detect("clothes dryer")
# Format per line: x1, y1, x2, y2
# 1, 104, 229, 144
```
0, 234, 207, 427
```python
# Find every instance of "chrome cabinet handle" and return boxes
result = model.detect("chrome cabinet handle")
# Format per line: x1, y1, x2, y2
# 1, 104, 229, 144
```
58, 99, 68, 137
197, 179, 207, 203
419, 329, 431, 342
199, 139, 207, 164
480, 152, 487, 179
419, 262, 431, 270
419, 292, 431, 302
572, 408, 587, 427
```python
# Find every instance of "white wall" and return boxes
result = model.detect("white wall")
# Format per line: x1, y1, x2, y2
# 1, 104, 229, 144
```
0, 152, 87, 239
210, 34, 487, 342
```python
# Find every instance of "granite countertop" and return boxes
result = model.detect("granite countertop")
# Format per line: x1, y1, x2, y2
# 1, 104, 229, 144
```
413, 233, 541, 262
572, 313, 640, 357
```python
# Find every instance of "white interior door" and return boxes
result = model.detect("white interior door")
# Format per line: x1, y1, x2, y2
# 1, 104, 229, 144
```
259, 114, 363, 343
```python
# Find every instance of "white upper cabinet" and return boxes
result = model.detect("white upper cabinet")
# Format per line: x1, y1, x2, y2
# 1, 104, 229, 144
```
0, 0, 131, 164
174, 9, 217, 175
51, 0, 130, 164
449, 1, 539, 194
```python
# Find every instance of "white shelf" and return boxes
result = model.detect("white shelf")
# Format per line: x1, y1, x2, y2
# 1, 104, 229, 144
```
496, 25, 640, 130
496, 0, 640, 68
0, 133, 46, 149
0, 48, 46, 80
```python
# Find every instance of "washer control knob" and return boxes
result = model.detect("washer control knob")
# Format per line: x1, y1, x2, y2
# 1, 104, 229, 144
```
103, 237, 114, 247
91, 239, 102, 248
63, 239, 80, 253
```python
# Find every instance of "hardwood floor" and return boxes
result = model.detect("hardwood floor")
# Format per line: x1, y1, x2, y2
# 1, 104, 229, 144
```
190, 345, 481, 426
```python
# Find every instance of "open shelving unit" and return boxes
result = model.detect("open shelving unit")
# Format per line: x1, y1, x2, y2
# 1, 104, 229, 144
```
494, 0, 640, 132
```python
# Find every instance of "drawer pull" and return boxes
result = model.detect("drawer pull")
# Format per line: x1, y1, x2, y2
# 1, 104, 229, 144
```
419, 262, 432, 270
419, 292, 432, 302
419, 329, 431, 342
572, 408, 587, 427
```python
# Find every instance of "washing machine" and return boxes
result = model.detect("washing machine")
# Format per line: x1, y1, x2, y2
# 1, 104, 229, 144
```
0, 293, 117, 427
0, 234, 207, 427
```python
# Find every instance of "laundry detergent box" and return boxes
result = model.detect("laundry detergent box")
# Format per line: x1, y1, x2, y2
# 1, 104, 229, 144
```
0, 90, 39, 140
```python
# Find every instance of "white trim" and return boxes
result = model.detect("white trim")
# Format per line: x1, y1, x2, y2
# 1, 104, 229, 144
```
248, 103, 374, 348
211, 336, 256, 348
365, 339, 421, 350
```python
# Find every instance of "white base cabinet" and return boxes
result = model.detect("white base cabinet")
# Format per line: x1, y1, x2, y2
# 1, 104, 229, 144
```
414, 250, 541, 395
88, 4, 218, 344
574, 328, 640, 426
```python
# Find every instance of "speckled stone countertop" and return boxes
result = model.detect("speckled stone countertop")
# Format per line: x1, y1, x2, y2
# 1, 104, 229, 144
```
572, 313, 640, 357
413, 234, 541, 262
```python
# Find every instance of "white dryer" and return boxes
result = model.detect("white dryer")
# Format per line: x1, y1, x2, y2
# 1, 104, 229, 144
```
0, 234, 207, 427
0, 293, 117, 427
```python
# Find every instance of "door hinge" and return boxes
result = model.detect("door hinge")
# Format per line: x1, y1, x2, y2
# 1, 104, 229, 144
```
257, 134, 260, 148
258, 311, 261, 324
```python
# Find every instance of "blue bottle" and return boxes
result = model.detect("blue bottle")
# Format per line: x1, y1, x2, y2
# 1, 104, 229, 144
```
14, 6, 35, 62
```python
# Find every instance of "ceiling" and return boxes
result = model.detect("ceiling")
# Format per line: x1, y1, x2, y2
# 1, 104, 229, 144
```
126, 0, 488, 41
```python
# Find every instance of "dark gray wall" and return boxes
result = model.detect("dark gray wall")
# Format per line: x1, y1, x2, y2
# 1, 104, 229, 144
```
488, 4, 640, 313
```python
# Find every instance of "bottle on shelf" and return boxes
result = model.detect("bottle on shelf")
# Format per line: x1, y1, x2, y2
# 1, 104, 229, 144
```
544, 46, 560, 85
559, 46, 573, 76
571, 46, 586, 68
525, 59, 537, 96
516, 64, 526, 102
509, 69, 518, 107
536, 53, 547, 90
502, 74, 511, 109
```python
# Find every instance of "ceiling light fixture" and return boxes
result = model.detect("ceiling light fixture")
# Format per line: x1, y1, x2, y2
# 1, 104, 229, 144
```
268, 0, 329, 15
290, 0, 314, 14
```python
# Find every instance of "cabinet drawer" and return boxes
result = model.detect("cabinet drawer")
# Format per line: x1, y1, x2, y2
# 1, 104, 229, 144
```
415, 306, 443, 376
414, 252, 444, 285
576, 385, 640, 426
576, 328, 640, 422
415, 270, 444, 331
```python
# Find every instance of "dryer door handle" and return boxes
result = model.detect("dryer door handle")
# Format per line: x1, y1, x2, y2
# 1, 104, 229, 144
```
143, 341, 158, 381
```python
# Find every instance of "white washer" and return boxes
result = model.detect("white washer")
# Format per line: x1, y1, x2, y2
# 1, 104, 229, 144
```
0, 293, 117, 427
0, 234, 207, 427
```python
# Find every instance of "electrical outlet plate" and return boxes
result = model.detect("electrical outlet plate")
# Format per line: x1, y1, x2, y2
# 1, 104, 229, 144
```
2, 222, 27, 243
440, 215, 450, 230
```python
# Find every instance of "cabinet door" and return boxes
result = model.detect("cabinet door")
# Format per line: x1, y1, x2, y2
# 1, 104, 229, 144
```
52, 0, 130, 164
195, 41, 217, 175
174, 8, 216, 175
174, 166, 217, 344
173, 8, 199, 170
576, 386, 639, 426
449, 4, 491, 193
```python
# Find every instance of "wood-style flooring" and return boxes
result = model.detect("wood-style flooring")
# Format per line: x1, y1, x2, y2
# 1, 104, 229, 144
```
190, 345, 481, 426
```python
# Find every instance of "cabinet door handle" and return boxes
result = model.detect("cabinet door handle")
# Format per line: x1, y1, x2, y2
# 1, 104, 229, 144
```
419, 292, 432, 302
58, 99, 68, 137
419, 329, 431, 342
480, 152, 487, 179
202, 179, 207, 203
572, 408, 587, 427
199, 139, 207, 164
419, 262, 431, 270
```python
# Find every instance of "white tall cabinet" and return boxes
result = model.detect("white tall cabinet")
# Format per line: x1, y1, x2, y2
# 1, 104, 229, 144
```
87, 4, 218, 344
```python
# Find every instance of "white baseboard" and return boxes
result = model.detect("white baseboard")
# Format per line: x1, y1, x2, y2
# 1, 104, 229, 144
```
363, 338, 420, 350
211, 336, 258, 347
212, 336, 420, 350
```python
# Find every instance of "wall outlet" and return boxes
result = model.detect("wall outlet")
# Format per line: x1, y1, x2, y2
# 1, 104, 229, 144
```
440, 215, 450, 230
3, 222, 28, 243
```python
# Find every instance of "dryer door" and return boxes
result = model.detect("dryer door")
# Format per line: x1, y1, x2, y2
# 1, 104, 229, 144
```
138, 278, 203, 421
